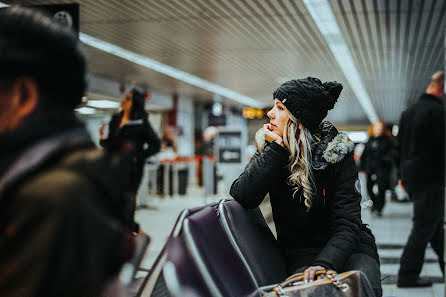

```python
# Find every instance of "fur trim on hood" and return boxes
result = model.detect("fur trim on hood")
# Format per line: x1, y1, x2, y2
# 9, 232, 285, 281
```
322, 133, 354, 164
255, 121, 354, 170
255, 128, 267, 153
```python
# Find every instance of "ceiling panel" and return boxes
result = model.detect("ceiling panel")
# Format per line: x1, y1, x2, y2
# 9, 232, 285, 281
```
4, 0, 445, 124
331, 0, 445, 123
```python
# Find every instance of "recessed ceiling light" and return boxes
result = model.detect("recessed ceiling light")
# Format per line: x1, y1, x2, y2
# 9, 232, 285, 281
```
87, 100, 120, 109
343, 131, 369, 143
75, 107, 96, 115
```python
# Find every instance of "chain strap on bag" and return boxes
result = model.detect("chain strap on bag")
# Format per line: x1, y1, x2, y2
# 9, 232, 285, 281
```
325, 270, 350, 292
264, 270, 350, 297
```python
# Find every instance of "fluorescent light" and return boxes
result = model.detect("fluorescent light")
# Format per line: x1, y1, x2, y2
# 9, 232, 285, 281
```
302, 0, 379, 123
343, 131, 369, 143
75, 107, 96, 115
0, 2, 9, 8
212, 102, 223, 116
79, 33, 264, 108
392, 125, 399, 136
87, 99, 120, 109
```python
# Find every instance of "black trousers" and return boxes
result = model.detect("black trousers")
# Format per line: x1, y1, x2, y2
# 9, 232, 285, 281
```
398, 187, 445, 282
343, 253, 382, 297
367, 175, 388, 213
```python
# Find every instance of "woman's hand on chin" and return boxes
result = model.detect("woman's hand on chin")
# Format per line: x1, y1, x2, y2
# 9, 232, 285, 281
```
263, 124, 283, 146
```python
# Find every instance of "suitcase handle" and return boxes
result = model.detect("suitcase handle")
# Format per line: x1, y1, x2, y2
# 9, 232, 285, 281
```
264, 270, 350, 297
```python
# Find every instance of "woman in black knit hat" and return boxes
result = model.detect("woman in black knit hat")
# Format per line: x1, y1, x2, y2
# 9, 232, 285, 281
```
230, 77, 382, 297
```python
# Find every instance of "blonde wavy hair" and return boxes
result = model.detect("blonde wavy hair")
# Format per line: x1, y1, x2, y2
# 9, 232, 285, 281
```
282, 112, 315, 209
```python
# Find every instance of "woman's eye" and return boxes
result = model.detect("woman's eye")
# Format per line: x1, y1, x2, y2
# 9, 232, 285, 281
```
278, 106, 284, 110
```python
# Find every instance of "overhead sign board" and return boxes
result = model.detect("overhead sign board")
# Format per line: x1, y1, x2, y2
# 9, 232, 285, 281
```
216, 130, 242, 163
242, 107, 269, 119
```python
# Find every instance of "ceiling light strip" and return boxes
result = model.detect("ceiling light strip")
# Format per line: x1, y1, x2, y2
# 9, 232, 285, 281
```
1, 2, 262, 107
79, 33, 263, 108
302, 0, 379, 123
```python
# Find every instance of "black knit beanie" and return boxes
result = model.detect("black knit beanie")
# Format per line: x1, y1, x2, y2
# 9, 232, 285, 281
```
273, 77, 343, 133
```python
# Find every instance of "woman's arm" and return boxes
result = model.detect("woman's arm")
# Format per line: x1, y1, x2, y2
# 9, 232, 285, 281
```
142, 119, 161, 159
99, 114, 120, 148
312, 152, 362, 271
230, 141, 289, 209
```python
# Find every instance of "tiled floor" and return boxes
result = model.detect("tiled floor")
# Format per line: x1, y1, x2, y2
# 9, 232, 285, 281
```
136, 187, 445, 297
363, 200, 444, 297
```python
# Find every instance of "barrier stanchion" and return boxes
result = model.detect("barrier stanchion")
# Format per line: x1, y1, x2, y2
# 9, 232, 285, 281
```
145, 162, 159, 208
163, 163, 170, 197
147, 163, 158, 196
203, 156, 216, 204
172, 162, 179, 198
136, 162, 150, 207
158, 156, 199, 198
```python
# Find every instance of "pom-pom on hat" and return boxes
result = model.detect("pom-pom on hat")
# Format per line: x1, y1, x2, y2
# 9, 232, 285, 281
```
273, 77, 343, 133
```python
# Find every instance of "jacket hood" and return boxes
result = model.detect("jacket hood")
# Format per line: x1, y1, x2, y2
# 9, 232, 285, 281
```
255, 121, 354, 170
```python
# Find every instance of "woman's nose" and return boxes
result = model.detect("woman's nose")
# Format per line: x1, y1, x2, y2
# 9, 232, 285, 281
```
267, 109, 273, 118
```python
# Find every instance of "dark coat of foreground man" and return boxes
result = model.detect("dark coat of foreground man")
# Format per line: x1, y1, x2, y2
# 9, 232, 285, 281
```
0, 6, 135, 297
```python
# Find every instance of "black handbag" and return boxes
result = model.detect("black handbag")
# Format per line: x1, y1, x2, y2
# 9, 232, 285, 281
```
261, 270, 375, 297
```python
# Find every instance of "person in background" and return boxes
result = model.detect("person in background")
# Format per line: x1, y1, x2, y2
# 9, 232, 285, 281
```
359, 121, 396, 216
230, 77, 382, 297
0, 6, 135, 297
161, 125, 178, 154
396, 71, 445, 288
100, 89, 160, 226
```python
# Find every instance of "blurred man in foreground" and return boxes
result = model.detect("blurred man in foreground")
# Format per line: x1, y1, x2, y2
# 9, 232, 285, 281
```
397, 71, 445, 287
0, 6, 135, 297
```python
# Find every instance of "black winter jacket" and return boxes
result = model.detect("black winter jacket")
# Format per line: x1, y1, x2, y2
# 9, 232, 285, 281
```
397, 93, 445, 192
360, 135, 396, 182
100, 112, 161, 192
230, 122, 379, 273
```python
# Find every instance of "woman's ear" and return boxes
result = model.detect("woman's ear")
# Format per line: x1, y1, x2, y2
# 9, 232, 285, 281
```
298, 123, 302, 130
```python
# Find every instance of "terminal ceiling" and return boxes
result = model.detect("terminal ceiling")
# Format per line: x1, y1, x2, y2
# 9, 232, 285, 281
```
6, 0, 445, 125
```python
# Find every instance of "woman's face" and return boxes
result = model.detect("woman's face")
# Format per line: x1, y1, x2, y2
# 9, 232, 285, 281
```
121, 92, 133, 113
267, 99, 290, 138
372, 122, 384, 137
